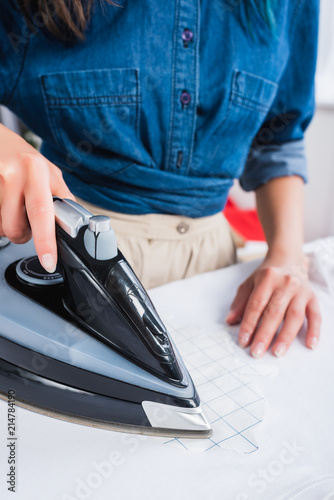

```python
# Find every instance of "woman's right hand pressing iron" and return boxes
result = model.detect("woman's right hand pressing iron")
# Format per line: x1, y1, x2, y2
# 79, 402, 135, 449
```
0, 124, 75, 273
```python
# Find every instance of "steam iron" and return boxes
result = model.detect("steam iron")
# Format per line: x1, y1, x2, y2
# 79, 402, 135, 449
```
0, 198, 212, 438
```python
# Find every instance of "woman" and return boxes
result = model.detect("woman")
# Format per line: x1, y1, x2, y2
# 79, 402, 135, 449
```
0, 0, 321, 358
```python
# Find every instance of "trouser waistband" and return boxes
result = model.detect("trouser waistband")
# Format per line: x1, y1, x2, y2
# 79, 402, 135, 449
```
75, 197, 227, 240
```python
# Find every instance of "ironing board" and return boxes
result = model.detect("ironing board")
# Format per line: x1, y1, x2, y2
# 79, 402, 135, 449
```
0, 238, 333, 500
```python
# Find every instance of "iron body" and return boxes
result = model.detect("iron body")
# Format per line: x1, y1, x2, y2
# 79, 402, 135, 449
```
0, 200, 211, 438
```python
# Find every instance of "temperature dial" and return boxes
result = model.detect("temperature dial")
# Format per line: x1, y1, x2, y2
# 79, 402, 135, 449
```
16, 256, 64, 286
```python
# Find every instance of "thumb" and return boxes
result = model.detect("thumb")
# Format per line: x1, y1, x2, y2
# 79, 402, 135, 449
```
49, 163, 76, 201
226, 277, 254, 324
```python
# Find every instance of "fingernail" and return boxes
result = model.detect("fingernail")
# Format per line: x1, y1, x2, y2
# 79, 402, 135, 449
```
251, 342, 265, 358
309, 336, 318, 350
225, 310, 236, 322
274, 342, 287, 358
239, 333, 251, 347
41, 253, 56, 273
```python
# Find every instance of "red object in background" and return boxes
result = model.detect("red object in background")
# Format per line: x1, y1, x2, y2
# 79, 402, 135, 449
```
223, 198, 266, 241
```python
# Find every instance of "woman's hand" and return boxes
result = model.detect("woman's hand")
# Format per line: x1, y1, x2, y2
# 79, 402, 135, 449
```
226, 254, 321, 357
0, 124, 75, 272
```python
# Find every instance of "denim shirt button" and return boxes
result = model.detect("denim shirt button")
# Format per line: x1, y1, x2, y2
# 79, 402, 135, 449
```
176, 221, 190, 234
180, 90, 191, 105
182, 29, 194, 43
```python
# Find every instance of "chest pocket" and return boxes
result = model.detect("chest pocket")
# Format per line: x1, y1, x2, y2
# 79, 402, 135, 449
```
40, 68, 140, 174
191, 69, 278, 178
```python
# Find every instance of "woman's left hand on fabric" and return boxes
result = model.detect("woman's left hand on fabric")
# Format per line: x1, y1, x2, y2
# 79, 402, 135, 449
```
225, 254, 321, 358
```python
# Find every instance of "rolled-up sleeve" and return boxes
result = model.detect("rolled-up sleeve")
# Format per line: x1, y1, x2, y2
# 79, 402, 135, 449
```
240, 139, 308, 191
240, 0, 320, 192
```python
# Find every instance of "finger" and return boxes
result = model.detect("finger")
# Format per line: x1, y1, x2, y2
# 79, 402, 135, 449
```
270, 294, 308, 357
238, 268, 279, 347
49, 163, 76, 201
0, 172, 5, 236
0, 170, 4, 204
22, 153, 57, 273
1, 190, 31, 244
226, 277, 254, 324
249, 283, 298, 358
305, 295, 321, 350
0, 211, 4, 237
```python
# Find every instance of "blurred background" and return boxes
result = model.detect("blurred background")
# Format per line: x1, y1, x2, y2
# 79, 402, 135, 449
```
1, 0, 333, 250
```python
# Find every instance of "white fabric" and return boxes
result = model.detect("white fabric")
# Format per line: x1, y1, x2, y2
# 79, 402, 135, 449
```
0, 239, 333, 500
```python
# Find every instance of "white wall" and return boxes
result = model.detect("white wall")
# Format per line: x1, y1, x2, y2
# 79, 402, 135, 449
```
315, 0, 334, 107
304, 108, 334, 241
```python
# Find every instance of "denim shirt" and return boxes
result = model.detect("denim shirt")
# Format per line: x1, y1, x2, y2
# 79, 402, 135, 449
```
0, 0, 319, 217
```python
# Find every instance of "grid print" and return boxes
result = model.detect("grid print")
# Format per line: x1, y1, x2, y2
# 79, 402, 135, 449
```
161, 319, 266, 454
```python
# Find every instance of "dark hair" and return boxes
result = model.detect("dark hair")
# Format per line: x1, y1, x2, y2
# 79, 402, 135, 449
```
18, 0, 276, 41
18, 0, 117, 40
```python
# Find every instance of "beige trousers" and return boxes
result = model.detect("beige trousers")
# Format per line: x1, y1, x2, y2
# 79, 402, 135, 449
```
76, 197, 237, 289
